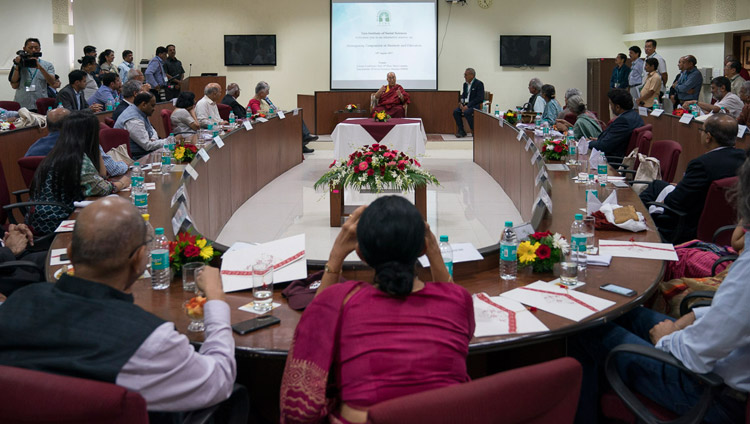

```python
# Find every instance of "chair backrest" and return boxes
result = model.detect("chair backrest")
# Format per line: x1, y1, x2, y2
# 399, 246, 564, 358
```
99, 128, 131, 156
697, 176, 739, 244
485, 91, 493, 112
367, 357, 582, 424
633, 130, 653, 170
0, 159, 11, 225
18, 156, 45, 188
99, 122, 109, 131
564, 112, 578, 125
0, 101, 21, 111
627, 124, 652, 157
35, 98, 57, 115
217, 103, 231, 121
104, 117, 115, 128
0, 365, 148, 424
648, 139, 682, 183
160, 108, 173, 135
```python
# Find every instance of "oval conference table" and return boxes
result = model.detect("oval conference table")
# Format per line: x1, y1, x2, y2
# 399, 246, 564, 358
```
45, 108, 666, 359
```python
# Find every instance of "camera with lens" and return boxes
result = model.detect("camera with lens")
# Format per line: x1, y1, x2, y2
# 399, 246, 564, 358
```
16, 50, 42, 68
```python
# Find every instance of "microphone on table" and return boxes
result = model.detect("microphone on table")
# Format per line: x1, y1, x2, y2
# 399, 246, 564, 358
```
188, 64, 192, 78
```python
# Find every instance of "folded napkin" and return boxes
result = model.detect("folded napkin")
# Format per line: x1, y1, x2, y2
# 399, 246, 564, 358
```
587, 254, 612, 266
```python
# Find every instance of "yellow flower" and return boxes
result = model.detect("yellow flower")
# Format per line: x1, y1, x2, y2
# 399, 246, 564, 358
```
517, 241, 539, 264
377, 111, 386, 120
174, 146, 185, 160
196, 238, 207, 249
200, 245, 214, 260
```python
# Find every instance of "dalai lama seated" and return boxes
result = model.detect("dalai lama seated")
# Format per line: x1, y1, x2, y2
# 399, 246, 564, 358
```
372, 72, 410, 118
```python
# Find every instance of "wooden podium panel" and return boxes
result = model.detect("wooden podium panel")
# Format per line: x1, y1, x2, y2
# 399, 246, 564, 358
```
181, 76, 227, 99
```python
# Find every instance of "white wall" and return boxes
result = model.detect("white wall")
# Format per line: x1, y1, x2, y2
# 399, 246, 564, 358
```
72, 0, 140, 72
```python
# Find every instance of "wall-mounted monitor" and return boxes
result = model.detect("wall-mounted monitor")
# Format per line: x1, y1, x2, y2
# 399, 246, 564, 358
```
500, 35, 551, 67
224, 35, 276, 66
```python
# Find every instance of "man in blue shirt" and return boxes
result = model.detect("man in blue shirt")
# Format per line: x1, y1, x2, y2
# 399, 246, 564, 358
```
671, 55, 702, 107
118, 50, 134, 83
87, 73, 121, 109
627, 46, 645, 106
25, 108, 69, 156
609, 53, 630, 89
588, 89, 644, 158
145, 46, 168, 102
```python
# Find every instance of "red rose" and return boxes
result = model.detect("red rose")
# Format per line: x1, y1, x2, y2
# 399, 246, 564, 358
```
380, 145, 387, 150
366, 157, 372, 163
372, 144, 380, 150
329, 161, 336, 168
531, 231, 551, 240
397, 163, 405, 170
554, 144, 563, 153
542, 144, 547, 152
414, 159, 421, 167
536, 244, 551, 260
367, 169, 374, 176
356, 152, 363, 158
184, 245, 201, 258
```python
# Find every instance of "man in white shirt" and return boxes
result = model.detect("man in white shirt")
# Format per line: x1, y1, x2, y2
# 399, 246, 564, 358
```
195, 83, 228, 128
525, 77, 545, 113
725, 60, 746, 95
118, 50, 135, 83
684, 76, 744, 119
644, 39, 669, 112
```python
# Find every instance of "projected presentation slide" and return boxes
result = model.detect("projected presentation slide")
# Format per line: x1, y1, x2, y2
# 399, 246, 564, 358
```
331, 0, 437, 90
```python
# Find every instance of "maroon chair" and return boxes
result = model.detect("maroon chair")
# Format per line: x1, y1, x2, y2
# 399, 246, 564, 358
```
100, 128, 131, 157
648, 139, 682, 183
18, 156, 45, 188
35, 97, 57, 115
99, 122, 109, 131
624, 124, 652, 159
104, 117, 115, 128
367, 358, 582, 424
0, 365, 148, 424
217, 103, 231, 121
696, 176, 739, 245
161, 108, 173, 135
563, 112, 578, 125
0, 100, 21, 111
632, 130, 653, 171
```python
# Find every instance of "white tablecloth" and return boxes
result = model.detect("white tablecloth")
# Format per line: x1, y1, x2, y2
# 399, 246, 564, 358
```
332, 118, 427, 160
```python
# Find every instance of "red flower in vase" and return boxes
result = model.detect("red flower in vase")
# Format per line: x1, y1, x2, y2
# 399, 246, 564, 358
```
531, 231, 552, 239
184, 245, 201, 258
367, 169, 374, 176
553, 144, 563, 153
536, 244, 551, 260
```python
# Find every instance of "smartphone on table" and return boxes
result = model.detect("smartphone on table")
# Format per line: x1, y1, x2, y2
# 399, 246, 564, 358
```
231, 315, 281, 335
600, 284, 636, 297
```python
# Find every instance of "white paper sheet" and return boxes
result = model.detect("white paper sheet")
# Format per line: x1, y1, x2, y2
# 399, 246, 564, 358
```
243, 120, 253, 130
49, 248, 70, 266
500, 281, 615, 322
679, 113, 693, 124
598, 240, 678, 261
417, 242, 483, 267
220, 234, 307, 292
54, 220, 76, 233
545, 163, 569, 171
638, 107, 649, 116
473, 293, 549, 337
739, 125, 747, 138
256, 117, 269, 123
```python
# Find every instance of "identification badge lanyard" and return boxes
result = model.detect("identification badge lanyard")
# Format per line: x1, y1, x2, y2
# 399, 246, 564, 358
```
25, 68, 39, 87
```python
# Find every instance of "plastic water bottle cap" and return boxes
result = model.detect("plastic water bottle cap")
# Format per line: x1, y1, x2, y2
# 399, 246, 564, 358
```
169, 133, 174, 136
134, 162, 140, 166
142, 214, 150, 221
575, 214, 583, 220
439, 235, 449, 242
155, 228, 164, 235
505, 221, 512, 227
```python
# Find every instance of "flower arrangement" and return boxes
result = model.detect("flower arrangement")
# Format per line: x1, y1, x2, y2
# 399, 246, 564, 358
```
345, 104, 358, 111
540, 138, 569, 161
672, 107, 687, 117
0, 121, 16, 131
251, 112, 267, 120
314, 143, 439, 193
173, 142, 197, 163
504, 110, 518, 125
169, 231, 221, 273
517, 231, 569, 273
373, 110, 390, 122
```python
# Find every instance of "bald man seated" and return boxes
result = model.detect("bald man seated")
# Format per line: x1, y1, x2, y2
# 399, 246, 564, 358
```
372, 72, 410, 118
25, 107, 70, 156
195, 83, 228, 128
0, 197, 241, 417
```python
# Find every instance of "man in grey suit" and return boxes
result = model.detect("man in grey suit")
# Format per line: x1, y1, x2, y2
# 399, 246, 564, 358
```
56, 70, 102, 112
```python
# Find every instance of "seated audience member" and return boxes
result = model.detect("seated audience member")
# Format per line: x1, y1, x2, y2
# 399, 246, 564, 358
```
540, 84, 562, 124
571, 156, 750, 424
79, 56, 100, 100
670, 55, 702, 108
739, 81, 750, 126
25, 108, 69, 156
126, 68, 152, 92
247, 81, 317, 152
372, 72, 410, 118
610, 53, 630, 89
588, 89, 644, 158
0, 223, 46, 297
725, 60, 746, 95
47, 74, 61, 98
118, 50, 135, 83
726, 54, 750, 80
195, 83, 226, 128
171, 92, 200, 136
558, 88, 583, 118
637, 57, 662, 107
0, 196, 240, 416
640, 114, 746, 242
684, 76, 744, 119
221, 83, 246, 119
56, 70, 101, 112
453, 68, 485, 138
525, 77, 545, 113
555, 95, 602, 139
114, 92, 168, 159
112, 79, 142, 122
87, 72, 121, 108
27, 111, 130, 235
280, 196, 474, 423
98, 49, 116, 74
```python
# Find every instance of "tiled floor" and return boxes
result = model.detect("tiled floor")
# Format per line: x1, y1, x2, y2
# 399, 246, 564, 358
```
216, 136, 522, 262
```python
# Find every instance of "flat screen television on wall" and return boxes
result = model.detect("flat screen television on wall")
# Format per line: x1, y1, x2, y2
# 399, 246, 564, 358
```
500, 35, 551, 67
224, 35, 276, 66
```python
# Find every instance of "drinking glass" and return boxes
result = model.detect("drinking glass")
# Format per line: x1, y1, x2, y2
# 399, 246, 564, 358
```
560, 259, 578, 286
252, 254, 274, 312
577, 158, 588, 183
182, 262, 204, 292
583, 216, 596, 254
184, 295, 206, 332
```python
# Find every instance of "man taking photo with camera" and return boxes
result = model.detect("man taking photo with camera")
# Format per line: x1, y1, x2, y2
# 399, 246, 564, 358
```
9, 38, 55, 112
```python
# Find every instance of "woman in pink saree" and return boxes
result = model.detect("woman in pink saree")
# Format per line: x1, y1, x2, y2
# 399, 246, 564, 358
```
280, 196, 475, 424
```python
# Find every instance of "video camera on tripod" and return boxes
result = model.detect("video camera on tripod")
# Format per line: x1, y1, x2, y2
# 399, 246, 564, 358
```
16, 50, 42, 68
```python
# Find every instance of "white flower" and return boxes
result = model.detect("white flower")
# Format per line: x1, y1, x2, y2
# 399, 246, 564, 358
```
552, 233, 569, 252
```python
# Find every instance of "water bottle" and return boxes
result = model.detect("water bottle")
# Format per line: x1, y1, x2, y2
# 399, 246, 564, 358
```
570, 214, 587, 274
597, 152, 608, 184
0, 111, 6, 123
46, 106, 52, 114
690, 104, 698, 118
439, 235, 453, 278
541, 121, 550, 140
534, 113, 542, 128
720, 106, 726, 114
500, 221, 518, 280
211, 120, 219, 138
151, 228, 171, 290
105, 99, 114, 111
567, 129, 577, 164
599, 182, 608, 201
585, 174, 598, 203
162, 134, 174, 174
142, 213, 155, 269
131, 162, 147, 213
229, 111, 236, 125
494, 104, 499, 117
652, 97, 659, 111
131, 161, 144, 191
56, 102, 63, 109
516, 107, 523, 121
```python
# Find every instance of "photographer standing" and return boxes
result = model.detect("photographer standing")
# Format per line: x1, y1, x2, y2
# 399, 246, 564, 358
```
9, 38, 55, 112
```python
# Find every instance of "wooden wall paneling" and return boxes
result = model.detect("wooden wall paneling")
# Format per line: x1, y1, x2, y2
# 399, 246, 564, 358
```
180, 76, 226, 102
296, 95, 315, 133
186, 153, 212, 239
587, 58, 616, 123
231, 127, 257, 212
206, 139, 234, 240
0, 126, 48, 193
407, 91, 460, 134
